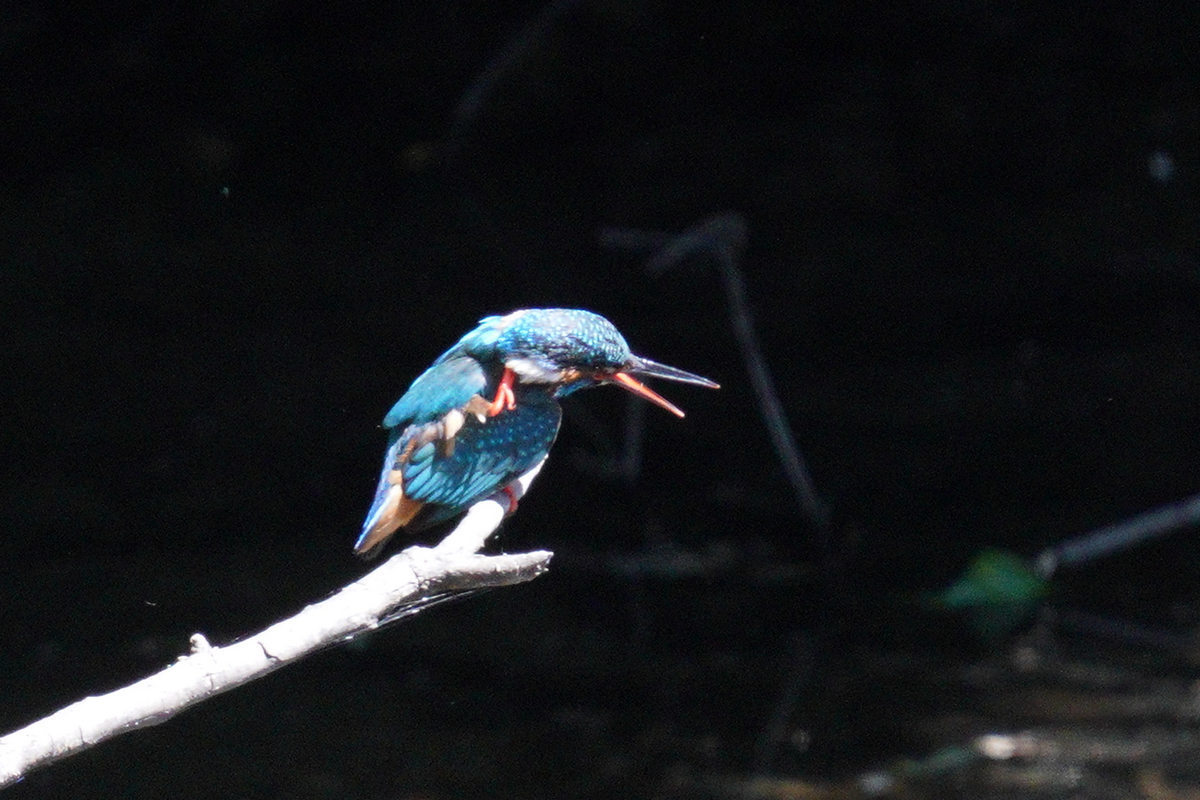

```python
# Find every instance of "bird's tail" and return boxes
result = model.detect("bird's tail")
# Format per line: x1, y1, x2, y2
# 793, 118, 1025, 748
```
354, 439, 424, 558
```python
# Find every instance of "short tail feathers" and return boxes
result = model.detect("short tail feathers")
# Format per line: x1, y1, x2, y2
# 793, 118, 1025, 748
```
354, 484, 402, 558
354, 442, 425, 559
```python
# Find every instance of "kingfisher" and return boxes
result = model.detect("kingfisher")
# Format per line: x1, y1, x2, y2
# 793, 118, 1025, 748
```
354, 308, 718, 558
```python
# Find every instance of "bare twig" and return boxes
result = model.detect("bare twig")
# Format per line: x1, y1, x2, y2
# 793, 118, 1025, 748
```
0, 461, 550, 789
599, 213, 830, 531
602, 214, 834, 777
444, 0, 588, 160
1036, 491, 1200, 577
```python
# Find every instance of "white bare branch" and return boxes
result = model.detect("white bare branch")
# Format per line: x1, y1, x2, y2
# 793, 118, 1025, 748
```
0, 460, 550, 789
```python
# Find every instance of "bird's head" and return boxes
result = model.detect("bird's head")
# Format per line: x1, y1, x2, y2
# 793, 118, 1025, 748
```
491, 308, 719, 417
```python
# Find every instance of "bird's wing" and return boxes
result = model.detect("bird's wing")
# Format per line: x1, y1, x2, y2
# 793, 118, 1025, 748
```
399, 393, 562, 510
356, 356, 494, 556
382, 355, 489, 429
356, 357, 560, 557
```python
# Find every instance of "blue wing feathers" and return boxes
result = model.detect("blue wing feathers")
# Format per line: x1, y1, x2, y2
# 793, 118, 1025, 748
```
440, 313, 513, 362
383, 356, 488, 429
398, 391, 561, 511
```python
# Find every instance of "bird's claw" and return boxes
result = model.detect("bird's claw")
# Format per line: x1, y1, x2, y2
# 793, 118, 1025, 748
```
486, 383, 516, 416
486, 367, 518, 417
500, 485, 519, 515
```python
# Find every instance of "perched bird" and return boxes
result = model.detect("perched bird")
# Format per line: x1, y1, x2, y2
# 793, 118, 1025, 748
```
355, 308, 718, 558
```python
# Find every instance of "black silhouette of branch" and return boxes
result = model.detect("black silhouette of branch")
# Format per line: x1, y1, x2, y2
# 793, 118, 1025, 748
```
599, 213, 830, 532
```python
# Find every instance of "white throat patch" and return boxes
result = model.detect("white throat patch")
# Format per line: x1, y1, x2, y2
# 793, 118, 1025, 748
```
507, 357, 567, 384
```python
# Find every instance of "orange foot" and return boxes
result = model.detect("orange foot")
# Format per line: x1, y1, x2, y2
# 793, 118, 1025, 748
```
486, 367, 517, 417
500, 484, 520, 515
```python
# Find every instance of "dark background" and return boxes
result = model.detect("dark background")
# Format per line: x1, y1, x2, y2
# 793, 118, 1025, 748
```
3, 2, 1199, 798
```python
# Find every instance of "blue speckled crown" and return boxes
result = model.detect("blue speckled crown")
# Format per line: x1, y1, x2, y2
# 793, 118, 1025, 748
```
495, 309, 631, 371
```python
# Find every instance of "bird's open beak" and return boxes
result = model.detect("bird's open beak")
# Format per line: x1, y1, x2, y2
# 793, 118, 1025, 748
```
612, 356, 720, 418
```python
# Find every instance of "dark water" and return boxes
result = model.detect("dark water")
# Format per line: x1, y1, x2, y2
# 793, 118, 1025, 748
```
3, 2, 1199, 797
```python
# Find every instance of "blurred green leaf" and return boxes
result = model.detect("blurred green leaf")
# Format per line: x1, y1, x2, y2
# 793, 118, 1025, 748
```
938, 548, 1049, 638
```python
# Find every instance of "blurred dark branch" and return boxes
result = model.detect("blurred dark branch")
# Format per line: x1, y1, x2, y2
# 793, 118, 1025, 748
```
599, 213, 831, 533
1047, 607, 1199, 658
601, 214, 834, 778
443, 0, 589, 161
564, 393, 648, 483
